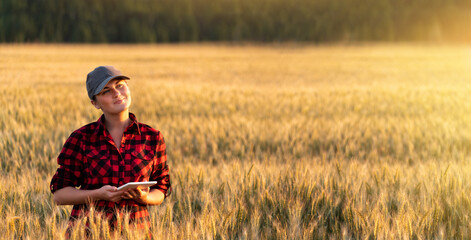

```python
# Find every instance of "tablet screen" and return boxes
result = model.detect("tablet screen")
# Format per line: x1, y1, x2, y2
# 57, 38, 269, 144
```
117, 181, 157, 191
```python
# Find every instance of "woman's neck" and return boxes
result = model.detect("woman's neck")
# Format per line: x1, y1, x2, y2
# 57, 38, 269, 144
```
103, 111, 131, 132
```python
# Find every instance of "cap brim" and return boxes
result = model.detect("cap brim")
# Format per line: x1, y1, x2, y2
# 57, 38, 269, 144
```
92, 75, 130, 97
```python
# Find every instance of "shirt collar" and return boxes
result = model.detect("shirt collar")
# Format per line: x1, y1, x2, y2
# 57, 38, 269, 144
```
95, 112, 141, 135
127, 113, 141, 135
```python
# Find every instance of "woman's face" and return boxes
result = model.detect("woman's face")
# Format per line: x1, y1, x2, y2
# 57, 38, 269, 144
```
92, 79, 131, 115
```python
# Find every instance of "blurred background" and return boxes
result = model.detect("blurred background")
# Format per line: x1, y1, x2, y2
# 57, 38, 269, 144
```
1, 0, 471, 43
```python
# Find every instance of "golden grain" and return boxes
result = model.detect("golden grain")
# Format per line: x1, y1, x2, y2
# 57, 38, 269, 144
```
1, 44, 471, 238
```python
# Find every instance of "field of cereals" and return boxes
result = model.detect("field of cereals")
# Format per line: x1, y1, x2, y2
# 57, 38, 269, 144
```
2, 43, 471, 239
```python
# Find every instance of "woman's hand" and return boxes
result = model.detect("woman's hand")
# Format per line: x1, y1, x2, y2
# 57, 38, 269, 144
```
95, 185, 123, 202
122, 187, 150, 204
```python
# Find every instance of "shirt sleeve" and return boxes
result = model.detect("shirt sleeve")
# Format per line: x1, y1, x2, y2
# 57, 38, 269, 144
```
50, 131, 84, 193
150, 133, 171, 198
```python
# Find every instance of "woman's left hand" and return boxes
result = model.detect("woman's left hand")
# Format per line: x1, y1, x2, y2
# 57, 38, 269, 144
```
122, 187, 150, 204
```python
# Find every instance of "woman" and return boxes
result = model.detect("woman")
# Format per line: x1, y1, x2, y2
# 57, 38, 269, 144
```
50, 66, 171, 233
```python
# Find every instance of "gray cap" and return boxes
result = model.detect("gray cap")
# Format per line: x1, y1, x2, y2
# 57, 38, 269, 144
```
86, 66, 130, 100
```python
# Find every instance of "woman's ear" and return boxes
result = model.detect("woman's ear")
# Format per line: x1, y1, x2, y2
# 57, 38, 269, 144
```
91, 100, 101, 109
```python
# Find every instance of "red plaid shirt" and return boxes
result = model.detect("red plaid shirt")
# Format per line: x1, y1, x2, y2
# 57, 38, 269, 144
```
50, 113, 171, 228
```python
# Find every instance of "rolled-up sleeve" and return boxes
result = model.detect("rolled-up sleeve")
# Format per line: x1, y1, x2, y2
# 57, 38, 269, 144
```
150, 133, 171, 198
50, 132, 84, 193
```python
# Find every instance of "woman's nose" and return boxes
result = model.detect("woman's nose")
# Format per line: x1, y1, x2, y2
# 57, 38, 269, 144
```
111, 88, 120, 97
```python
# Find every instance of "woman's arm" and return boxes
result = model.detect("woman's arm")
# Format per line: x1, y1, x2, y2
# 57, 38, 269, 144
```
53, 185, 124, 205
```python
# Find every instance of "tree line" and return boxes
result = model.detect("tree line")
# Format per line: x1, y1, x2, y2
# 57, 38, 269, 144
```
1, 0, 471, 43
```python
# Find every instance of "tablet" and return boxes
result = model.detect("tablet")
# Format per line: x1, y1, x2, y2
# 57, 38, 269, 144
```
117, 181, 157, 191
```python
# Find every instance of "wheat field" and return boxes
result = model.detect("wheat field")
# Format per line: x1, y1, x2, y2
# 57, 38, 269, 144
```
2, 44, 471, 239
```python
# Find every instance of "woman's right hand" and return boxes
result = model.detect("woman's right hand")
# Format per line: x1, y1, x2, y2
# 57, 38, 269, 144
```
95, 185, 123, 202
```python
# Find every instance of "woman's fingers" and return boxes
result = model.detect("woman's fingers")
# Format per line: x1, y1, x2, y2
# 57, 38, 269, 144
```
98, 186, 148, 201
122, 192, 134, 199
118, 188, 149, 200
122, 188, 140, 199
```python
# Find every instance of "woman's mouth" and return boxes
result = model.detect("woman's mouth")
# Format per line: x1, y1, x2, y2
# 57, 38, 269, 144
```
114, 98, 125, 104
